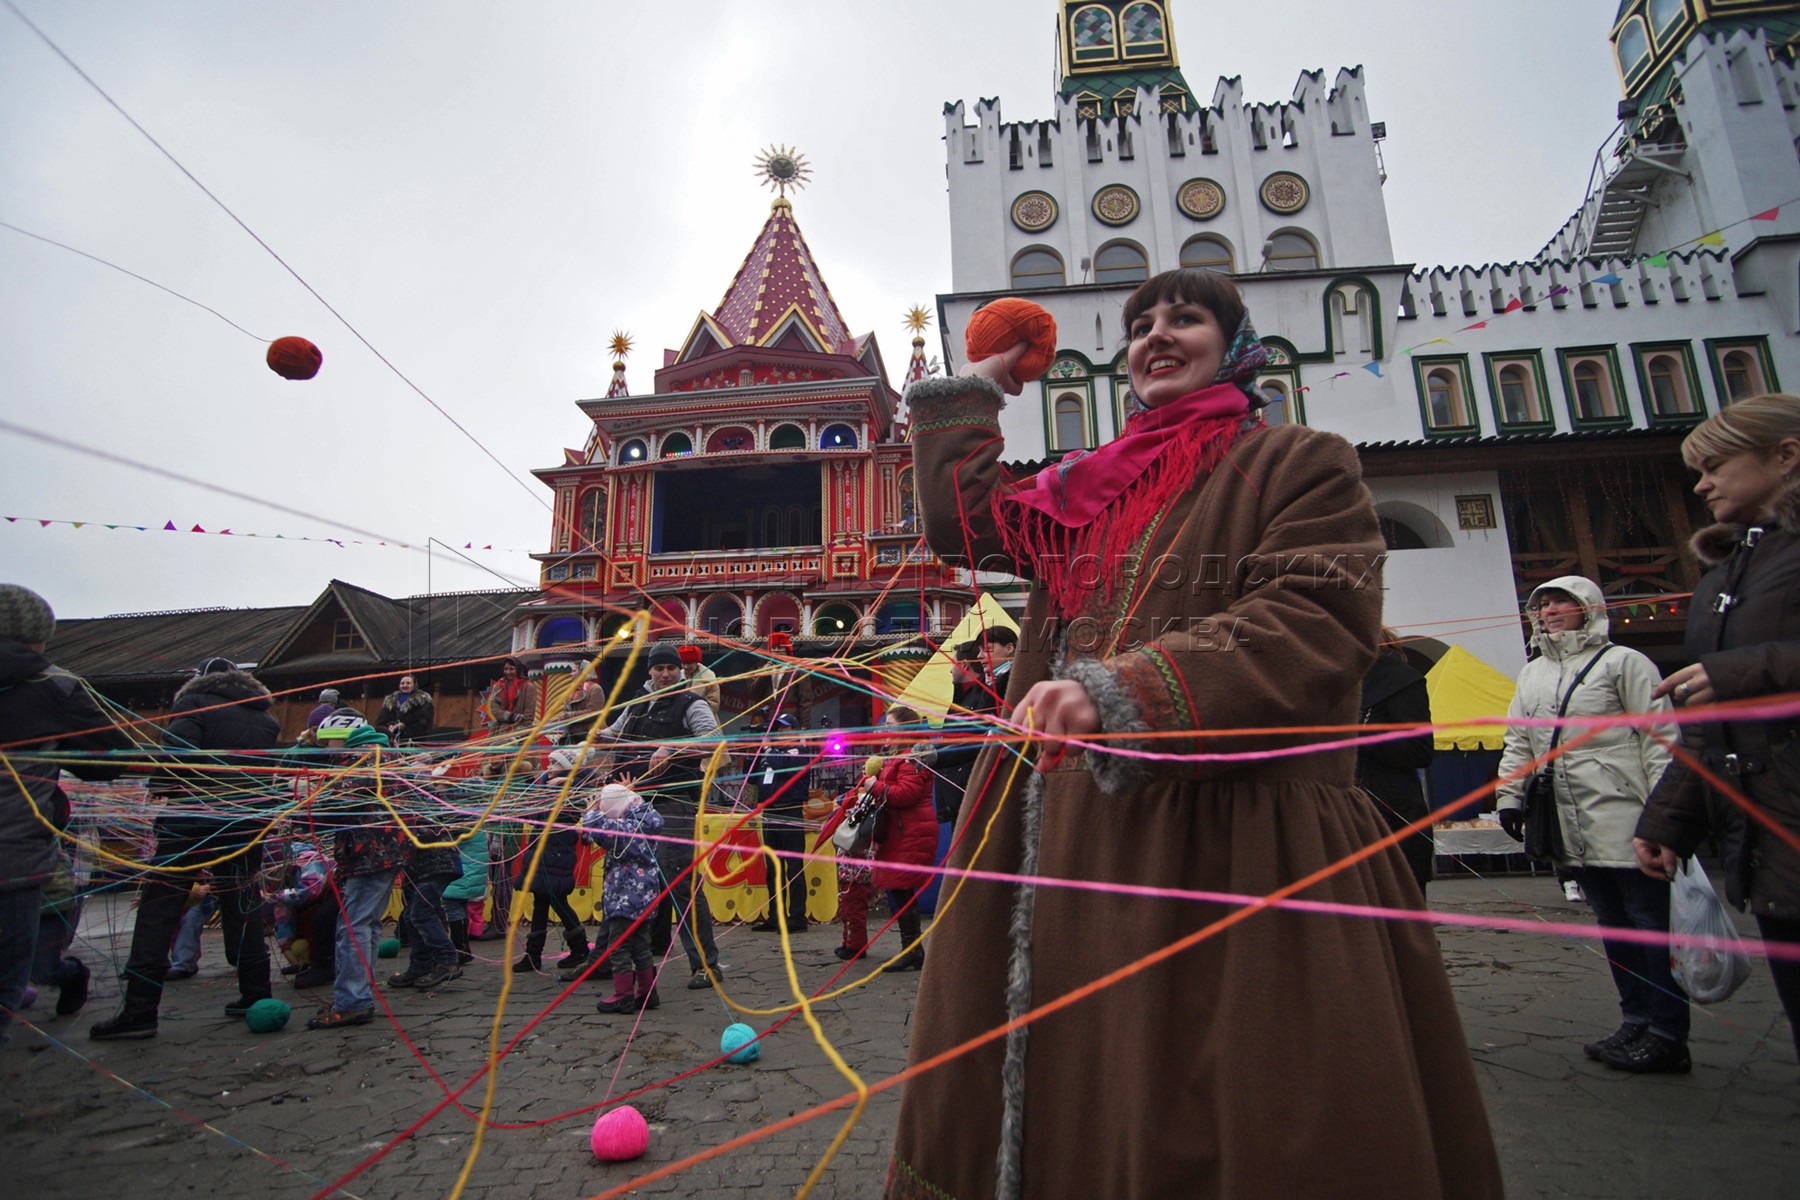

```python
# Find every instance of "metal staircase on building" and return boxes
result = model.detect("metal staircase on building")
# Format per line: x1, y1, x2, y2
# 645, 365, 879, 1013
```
1571, 123, 1689, 259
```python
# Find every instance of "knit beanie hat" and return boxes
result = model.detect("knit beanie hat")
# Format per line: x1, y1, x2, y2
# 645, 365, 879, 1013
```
677, 644, 703, 664
319, 688, 341, 704
0, 584, 55, 644
647, 642, 682, 668
344, 725, 390, 748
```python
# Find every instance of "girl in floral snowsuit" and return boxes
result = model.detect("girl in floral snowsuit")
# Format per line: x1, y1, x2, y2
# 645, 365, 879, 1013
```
583, 783, 665, 1014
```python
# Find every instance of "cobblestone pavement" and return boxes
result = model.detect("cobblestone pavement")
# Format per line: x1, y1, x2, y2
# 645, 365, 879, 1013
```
5, 876, 1796, 1198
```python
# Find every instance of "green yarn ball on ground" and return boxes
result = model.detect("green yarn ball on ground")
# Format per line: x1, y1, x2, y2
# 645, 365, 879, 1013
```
377, 937, 401, 959
245, 998, 292, 1032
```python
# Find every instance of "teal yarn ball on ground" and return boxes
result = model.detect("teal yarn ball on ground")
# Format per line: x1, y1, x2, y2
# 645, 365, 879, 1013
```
720, 1022, 761, 1064
245, 999, 292, 1032
376, 937, 401, 959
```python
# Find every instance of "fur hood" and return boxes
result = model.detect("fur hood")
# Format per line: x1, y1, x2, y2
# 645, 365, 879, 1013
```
173, 667, 274, 710
1525, 574, 1609, 662
1691, 481, 1800, 567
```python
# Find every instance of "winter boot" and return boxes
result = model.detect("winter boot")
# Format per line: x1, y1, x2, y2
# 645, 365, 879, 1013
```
515, 923, 546, 972
450, 921, 473, 966
595, 970, 638, 1014
633, 967, 661, 1011
90, 979, 160, 1041
557, 928, 590, 970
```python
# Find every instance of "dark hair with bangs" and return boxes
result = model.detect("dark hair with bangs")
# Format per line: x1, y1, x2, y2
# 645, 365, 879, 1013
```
1120, 269, 1247, 340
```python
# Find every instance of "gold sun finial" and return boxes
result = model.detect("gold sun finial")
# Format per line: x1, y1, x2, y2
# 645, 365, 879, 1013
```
608, 330, 634, 360
904, 306, 933, 334
753, 144, 812, 197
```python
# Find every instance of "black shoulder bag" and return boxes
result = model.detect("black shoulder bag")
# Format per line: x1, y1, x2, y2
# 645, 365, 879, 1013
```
1523, 645, 1613, 862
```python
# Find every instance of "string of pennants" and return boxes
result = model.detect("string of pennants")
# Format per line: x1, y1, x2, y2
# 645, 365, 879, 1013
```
2, 515, 524, 552
1300, 195, 1793, 393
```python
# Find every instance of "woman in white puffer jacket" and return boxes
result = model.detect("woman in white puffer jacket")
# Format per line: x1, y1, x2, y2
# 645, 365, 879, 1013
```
1495, 575, 1688, 1072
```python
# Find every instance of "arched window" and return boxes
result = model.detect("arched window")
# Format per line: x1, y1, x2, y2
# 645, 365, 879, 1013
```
1180, 235, 1234, 273
1259, 379, 1292, 426
1648, 0, 1684, 42
1572, 361, 1617, 420
1011, 247, 1066, 290
660, 431, 692, 457
788, 506, 806, 545
812, 602, 859, 636
697, 594, 743, 638
619, 438, 648, 464
1264, 231, 1320, 272
1426, 368, 1469, 429
897, 468, 917, 531
705, 425, 754, 453
1328, 284, 1374, 356
768, 423, 807, 450
1722, 349, 1763, 402
1646, 354, 1692, 415
536, 617, 585, 649
1121, 3, 1167, 58
1070, 4, 1117, 63
820, 423, 858, 449
576, 488, 606, 550
1616, 17, 1651, 81
1497, 364, 1540, 425
1094, 241, 1149, 285
1053, 393, 1088, 451
762, 507, 782, 547
1375, 501, 1454, 550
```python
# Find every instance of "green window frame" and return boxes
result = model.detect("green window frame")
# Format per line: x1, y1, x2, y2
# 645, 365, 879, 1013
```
1556, 346, 1631, 429
1412, 354, 1479, 437
1703, 336, 1780, 405
1630, 340, 1706, 425
1045, 380, 1097, 453
1481, 351, 1554, 432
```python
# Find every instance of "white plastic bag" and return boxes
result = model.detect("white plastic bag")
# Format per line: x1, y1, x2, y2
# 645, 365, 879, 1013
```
1669, 858, 1753, 1005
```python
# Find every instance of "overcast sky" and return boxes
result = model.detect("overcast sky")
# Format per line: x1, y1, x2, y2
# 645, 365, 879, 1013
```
0, 1, 1624, 621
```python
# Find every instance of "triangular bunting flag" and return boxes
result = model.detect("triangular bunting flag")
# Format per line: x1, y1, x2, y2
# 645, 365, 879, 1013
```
1697, 231, 1726, 246
464, 542, 473, 549
1645, 253, 1669, 268
1457, 321, 1488, 332
191, 524, 206, 533
219, 529, 232, 535
484, 544, 493, 550
71, 522, 84, 528
1502, 298, 1523, 313
105, 524, 117, 529
4, 517, 14, 523
1592, 273, 1622, 286
1362, 362, 1383, 377
39, 519, 51, 527
1752, 207, 1780, 221
1548, 285, 1570, 296
164, 521, 178, 531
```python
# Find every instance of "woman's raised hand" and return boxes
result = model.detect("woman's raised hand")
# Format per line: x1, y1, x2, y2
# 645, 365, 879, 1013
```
1016, 679, 1101, 771
958, 340, 1031, 397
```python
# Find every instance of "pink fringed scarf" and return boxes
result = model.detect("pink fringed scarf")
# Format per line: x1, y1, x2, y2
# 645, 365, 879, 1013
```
996, 382, 1257, 617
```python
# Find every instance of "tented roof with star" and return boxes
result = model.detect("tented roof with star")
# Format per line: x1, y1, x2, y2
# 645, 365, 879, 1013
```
707, 197, 855, 355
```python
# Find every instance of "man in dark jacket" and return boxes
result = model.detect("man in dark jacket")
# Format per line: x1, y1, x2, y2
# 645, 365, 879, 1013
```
747, 712, 813, 933
596, 642, 722, 992
0, 585, 132, 1041
91, 656, 281, 1040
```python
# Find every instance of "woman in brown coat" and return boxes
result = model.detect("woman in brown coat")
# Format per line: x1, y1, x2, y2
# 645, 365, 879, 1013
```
1635, 393, 1800, 1061
887, 270, 1501, 1200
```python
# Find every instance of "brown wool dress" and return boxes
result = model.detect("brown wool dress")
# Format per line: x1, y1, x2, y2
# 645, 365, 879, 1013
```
886, 376, 1503, 1200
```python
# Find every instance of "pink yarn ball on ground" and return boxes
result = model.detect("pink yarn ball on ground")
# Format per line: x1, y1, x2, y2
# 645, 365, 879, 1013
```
591, 1105, 649, 1161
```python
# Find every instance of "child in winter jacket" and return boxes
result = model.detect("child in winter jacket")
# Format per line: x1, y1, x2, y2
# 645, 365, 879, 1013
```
583, 783, 665, 1014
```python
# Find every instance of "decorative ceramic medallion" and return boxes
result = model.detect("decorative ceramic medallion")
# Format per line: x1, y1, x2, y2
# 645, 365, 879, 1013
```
1177, 177, 1226, 220
1011, 190, 1059, 233
1092, 184, 1140, 226
1259, 171, 1309, 214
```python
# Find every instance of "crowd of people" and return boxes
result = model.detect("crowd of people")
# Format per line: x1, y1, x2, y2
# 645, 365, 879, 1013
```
4, 269, 1800, 1194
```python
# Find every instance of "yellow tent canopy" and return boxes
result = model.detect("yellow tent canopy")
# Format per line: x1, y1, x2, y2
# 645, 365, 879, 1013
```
1424, 645, 1516, 752
893, 593, 1021, 726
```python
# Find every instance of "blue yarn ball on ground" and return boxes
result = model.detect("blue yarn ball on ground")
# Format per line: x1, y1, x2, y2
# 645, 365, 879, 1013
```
720, 1022, 762, 1064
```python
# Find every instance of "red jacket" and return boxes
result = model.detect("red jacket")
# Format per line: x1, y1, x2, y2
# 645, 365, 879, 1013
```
871, 757, 938, 890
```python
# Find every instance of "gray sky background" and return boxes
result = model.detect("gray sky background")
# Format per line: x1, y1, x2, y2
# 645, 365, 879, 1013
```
1, 1, 1624, 620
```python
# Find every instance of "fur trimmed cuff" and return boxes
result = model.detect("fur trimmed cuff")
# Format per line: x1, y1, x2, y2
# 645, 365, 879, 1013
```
905, 375, 1005, 435
1058, 656, 1153, 796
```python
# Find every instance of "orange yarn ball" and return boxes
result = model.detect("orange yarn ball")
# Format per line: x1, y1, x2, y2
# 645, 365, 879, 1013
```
266, 336, 322, 381
964, 298, 1057, 382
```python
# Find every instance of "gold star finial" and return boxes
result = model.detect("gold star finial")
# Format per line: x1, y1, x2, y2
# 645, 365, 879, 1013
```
753, 144, 812, 197
608, 330, 634, 360
904, 306, 932, 334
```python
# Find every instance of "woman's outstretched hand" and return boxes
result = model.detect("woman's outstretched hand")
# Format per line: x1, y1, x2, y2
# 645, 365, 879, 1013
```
958, 340, 1031, 396
1016, 679, 1101, 772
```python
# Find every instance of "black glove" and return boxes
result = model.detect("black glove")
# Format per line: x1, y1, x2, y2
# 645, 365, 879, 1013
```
1497, 807, 1525, 842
